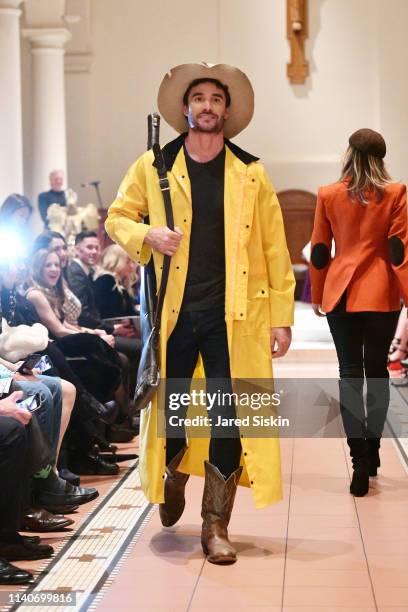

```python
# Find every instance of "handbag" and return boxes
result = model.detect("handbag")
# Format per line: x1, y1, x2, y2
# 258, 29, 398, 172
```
134, 142, 174, 410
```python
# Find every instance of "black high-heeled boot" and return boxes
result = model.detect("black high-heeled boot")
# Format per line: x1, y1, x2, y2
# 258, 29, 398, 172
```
77, 389, 118, 425
367, 438, 381, 477
348, 438, 369, 496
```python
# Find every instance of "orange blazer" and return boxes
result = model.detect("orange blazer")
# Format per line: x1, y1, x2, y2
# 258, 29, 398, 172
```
310, 181, 408, 312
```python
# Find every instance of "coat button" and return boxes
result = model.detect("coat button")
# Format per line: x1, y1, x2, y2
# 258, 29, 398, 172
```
250, 480, 254, 484
184, 219, 187, 223
246, 224, 250, 229
243, 271, 246, 275
176, 266, 180, 270
252, 179, 255, 182
261, 290, 265, 294
240, 313, 244, 317
244, 452, 247, 456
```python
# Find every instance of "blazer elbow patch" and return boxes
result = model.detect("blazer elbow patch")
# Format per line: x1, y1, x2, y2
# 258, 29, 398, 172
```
389, 236, 404, 266
311, 243, 330, 270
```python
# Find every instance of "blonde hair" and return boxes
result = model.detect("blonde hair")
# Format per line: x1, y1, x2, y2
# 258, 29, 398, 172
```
340, 146, 392, 204
99, 244, 136, 291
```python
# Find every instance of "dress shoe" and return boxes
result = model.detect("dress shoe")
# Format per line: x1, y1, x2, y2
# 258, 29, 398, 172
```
21, 508, 74, 532
0, 540, 53, 561
33, 476, 99, 513
44, 505, 78, 514
59, 468, 80, 487
100, 452, 138, 463
0, 558, 33, 584
70, 453, 120, 476
21, 536, 40, 545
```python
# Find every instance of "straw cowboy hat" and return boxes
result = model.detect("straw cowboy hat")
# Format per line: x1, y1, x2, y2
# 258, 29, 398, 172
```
157, 62, 254, 139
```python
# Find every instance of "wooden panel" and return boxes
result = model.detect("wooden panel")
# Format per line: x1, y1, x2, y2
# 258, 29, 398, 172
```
277, 189, 316, 265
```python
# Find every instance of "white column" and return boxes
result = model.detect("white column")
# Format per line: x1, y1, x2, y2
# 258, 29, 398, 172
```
0, 0, 23, 204
23, 28, 72, 214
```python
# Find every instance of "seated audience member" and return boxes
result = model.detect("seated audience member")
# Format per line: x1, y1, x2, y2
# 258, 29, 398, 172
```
94, 244, 140, 320
68, 232, 140, 360
25, 248, 136, 447
27, 248, 114, 344
0, 391, 51, 582
25, 248, 121, 404
66, 233, 140, 431
0, 257, 126, 463
67, 231, 115, 333
38, 170, 67, 228
0, 357, 98, 528
0, 194, 33, 246
0, 193, 33, 228
32, 232, 113, 340
32, 230, 69, 277
0, 256, 119, 407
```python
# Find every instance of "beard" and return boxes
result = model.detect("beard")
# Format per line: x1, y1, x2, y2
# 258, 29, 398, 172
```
187, 110, 225, 134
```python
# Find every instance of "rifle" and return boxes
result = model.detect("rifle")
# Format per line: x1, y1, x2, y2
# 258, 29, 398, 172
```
139, 113, 160, 343
134, 112, 174, 409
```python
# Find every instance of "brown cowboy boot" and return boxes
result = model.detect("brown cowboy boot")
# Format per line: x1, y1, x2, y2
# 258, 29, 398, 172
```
201, 461, 242, 564
159, 447, 190, 527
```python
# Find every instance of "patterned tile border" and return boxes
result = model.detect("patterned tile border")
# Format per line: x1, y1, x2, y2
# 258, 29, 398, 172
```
4, 460, 154, 612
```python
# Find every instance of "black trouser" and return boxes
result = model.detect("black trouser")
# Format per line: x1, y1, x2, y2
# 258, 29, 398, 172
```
327, 304, 399, 438
0, 417, 28, 535
165, 308, 242, 478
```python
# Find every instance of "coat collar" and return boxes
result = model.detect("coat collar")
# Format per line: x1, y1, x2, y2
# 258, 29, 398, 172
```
153, 132, 259, 171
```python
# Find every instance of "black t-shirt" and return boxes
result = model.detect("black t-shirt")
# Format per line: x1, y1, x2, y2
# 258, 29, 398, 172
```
181, 146, 226, 312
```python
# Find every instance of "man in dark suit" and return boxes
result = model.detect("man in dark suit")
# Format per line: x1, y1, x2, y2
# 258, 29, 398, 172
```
67, 232, 141, 433
67, 231, 114, 334
38, 170, 67, 228
67, 231, 138, 344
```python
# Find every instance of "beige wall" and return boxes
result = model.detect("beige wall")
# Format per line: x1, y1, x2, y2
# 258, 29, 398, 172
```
21, 0, 408, 208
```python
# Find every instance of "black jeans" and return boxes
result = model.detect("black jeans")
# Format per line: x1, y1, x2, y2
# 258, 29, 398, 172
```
165, 308, 242, 478
327, 305, 399, 438
0, 417, 29, 535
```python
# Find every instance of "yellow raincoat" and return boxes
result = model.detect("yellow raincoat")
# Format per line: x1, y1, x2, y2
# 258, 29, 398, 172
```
105, 135, 295, 508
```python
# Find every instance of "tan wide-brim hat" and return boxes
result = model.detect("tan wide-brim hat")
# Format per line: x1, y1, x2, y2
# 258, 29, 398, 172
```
157, 62, 254, 139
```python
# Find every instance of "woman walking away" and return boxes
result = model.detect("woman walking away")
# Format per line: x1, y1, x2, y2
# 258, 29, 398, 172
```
310, 128, 408, 497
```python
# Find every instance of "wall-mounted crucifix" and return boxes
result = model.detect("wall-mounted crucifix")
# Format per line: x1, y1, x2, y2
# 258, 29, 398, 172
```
287, 0, 309, 84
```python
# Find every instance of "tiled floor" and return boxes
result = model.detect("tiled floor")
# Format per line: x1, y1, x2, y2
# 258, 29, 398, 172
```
92, 433, 408, 612
3, 343, 408, 611
93, 352, 408, 611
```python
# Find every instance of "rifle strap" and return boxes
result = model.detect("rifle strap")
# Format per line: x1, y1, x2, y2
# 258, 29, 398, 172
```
151, 143, 174, 329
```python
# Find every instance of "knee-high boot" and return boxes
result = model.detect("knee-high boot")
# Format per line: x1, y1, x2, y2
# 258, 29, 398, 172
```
201, 461, 242, 565
338, 379, 369, 496
366, 377, 389, 477
347, 438, 369, 496
159, 447, 190, 527
367, 437, 381, 477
